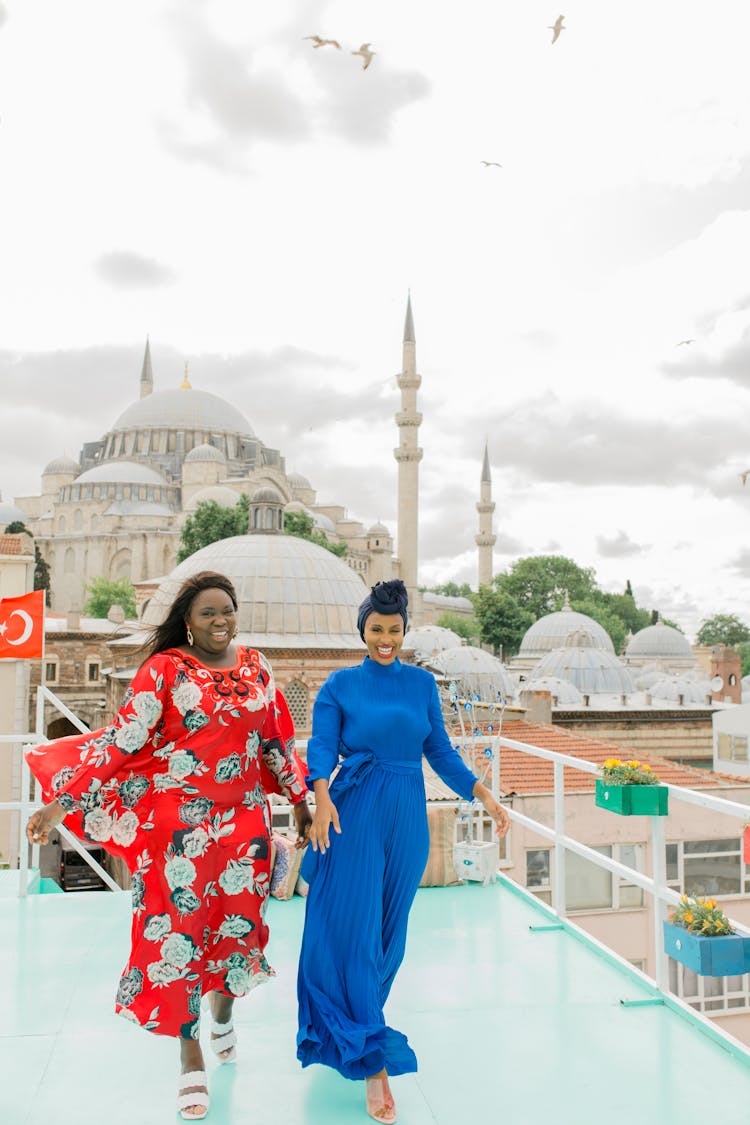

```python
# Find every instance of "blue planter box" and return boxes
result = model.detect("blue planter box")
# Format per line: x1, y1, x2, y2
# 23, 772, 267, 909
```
663, 920, 750, 977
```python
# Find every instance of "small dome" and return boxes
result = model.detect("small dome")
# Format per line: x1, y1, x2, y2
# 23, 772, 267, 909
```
429, 645, 514, 702
252, 486, 284, 504
185, 486, 241, 511
75, 460, 168, 485
368, 521, 390, 536
288, 471, 312, 490
626, 622, 692, 660
520, 609, 614, 656
43, 455, 79, 475
0, 497, 27, 525
111, 387, 254, 436
634, 662, 664, 690
521, 676, 583, 705
403, 624, 462, 662
530, 645, 633, 695
312, 511, 336, 533
563, 628, 599, 649
284, 501, 310, 514
649, 677, 711, 703
184, 443, 226, 464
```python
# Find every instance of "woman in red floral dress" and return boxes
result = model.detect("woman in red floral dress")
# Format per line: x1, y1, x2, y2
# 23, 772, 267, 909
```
25, 571, 311, 1120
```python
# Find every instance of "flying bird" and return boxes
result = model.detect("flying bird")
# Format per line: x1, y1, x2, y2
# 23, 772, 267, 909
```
481, 161, 503, 168
741, 471, 749, 487
549, 15, 565, 43
303, 35, 341, 49
675, 339, 695, 347
352, 43, 375, 69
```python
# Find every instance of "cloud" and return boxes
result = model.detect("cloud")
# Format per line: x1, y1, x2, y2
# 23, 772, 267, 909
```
452, 393, 750, 493
596, 530, 646, 558
728, 548, 750, 575
94, 251, 177, 289
0, 3, 8, 29
662, 323, 750, 388
495, 532, 527, 555
160, 11, 430, 167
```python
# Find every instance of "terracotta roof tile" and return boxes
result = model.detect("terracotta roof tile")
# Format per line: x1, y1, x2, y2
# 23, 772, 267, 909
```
0, 535, 24, 555
445, 718, 748, 796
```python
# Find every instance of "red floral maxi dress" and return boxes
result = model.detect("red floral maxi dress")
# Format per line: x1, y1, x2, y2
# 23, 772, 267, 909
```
25, 646, 308, 1039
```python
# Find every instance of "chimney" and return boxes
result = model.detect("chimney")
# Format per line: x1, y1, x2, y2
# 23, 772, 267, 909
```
582, 694, 590, 707
66, 609, 81, 630
107, 604, 126, 624
518, 689, 552, 724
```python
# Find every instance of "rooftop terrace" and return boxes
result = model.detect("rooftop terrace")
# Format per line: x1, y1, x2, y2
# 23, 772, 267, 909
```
2, 875, 749, 1125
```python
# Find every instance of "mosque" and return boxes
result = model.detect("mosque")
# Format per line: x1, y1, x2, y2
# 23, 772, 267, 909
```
7, 298, 491, 622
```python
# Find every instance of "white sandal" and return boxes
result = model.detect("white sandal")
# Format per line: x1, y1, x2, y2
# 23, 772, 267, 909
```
177, 1070, 209, 1120
209, 1016, 237, 1064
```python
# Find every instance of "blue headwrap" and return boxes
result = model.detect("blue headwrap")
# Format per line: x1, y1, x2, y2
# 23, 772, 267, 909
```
357, 579, 409, 641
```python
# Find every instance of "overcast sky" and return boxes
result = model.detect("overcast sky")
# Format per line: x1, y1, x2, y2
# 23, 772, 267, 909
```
2, 0, 750, 638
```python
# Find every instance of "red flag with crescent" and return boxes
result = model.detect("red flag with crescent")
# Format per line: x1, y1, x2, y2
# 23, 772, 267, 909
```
0, 589, 45, 659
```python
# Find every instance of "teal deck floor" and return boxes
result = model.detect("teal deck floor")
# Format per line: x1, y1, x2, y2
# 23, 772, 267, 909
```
2, 878, 749, 1125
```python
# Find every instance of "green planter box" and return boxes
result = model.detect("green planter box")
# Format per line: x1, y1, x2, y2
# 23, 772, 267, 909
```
663, 920, 750, 977
595, 778, 668, 816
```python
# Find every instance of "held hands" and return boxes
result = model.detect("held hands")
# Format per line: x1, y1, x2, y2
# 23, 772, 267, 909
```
473, 784, 511, 838
308, 792, 341, 854
292, 801, 313, 850
25, 800, 66, 845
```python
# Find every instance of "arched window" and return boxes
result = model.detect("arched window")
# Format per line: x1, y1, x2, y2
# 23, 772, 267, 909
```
111, 548, 131, 580
265, 508, 274, 529
73, 509, 83, 531
284, 679, 309, 729
57, 515, 66, 533
64, 547, 75, 573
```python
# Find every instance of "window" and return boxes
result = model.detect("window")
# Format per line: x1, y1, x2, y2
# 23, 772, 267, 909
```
284, 679, 309, 729
527, 844, 644, 911
667, 838, 750, 897
86, 661, 101, 683
64, 547, 75, 573
717, 733, 749, 762
44, 660, 59, 684
669, 958, 750, 1013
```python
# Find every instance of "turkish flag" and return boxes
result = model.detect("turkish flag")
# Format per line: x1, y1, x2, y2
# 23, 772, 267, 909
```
0, 590, 45, 660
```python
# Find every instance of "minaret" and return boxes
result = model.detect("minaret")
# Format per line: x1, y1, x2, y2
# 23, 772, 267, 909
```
140, 337, 154, 398
394, 294, 423, 603
476, 441, 496, 587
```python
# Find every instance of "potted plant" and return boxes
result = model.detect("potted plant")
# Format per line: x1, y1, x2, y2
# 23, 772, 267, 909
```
663, 895, 750, 977
595, 758, 668, 816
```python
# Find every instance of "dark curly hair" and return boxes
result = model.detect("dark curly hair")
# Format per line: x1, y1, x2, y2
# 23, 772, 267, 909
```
140, 571, 238, 660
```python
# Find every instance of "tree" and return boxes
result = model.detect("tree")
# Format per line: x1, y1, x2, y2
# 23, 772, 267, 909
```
596, 591, 650, 637
737, 643, 750, 678
4, 520, 52, 605
425, 581, 473, 598
177, 498, 248, 563
473, 588, 533, 658
84, 577, 137, 619
493, 555, 598, 620
696, 614, 750, 647
284, 509, 347, 558
435, 612, 478, 642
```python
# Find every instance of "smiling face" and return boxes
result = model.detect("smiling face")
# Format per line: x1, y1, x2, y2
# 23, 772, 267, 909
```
362, 611, 404, 666
185, 587, 237, 658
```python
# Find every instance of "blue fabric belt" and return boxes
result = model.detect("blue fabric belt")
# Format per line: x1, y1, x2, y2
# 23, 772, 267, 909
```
328, 749, 421, 798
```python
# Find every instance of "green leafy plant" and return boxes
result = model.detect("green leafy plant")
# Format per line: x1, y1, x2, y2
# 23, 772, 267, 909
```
601, 758, 659, 786
670, 895, 734, 936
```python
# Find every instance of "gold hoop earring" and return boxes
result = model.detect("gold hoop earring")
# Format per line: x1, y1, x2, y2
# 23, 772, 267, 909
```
186, 627, 194, 646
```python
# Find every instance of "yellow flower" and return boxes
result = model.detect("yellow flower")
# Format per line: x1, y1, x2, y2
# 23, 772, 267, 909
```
642, 764, 651, 772
603, 759, 620, 769
683, 911, 694, 924
626, 760, 640, 769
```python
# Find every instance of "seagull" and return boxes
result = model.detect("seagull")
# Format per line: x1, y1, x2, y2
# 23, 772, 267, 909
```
303, 35, 341, 49
741, 471, 749, 486
549, 15, 565, 43
481, 161, 503, 168
675, 339, 695, 347
352, 42, 375, 69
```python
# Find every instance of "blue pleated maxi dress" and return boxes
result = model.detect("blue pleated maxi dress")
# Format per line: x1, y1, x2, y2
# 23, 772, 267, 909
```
296, 656, 477, 1079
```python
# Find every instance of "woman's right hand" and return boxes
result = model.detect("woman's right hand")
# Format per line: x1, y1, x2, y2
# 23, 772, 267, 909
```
309, 793, 341, 854
25, 800, 66, 845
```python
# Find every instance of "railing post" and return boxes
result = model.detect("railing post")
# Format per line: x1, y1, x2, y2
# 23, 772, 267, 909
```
651, 813, 667, 990
552, 760, 565, 916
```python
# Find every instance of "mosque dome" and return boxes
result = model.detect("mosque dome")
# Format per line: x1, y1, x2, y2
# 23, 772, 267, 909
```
368, 521, 390, 536
185, 486, 241, 511
288, 471, 312, 490
520, 675, 583, 706
184, 443, 227, 464
252, 486, 284, 504
403, 624, 463, 662
519, 608, 615, 657
75, 461, 168, 485
284, 501, 309, 513
142, 534, 367, 648
428, 645, 514, 702
649, 677, 711, 703
633, 662, 664, 690
43, 455, 79, 475
625, 622, 692, 660
111, 388, 255, 436
0, 496, 28, 525
530, 631, 633, 695
312, 512, 336, 533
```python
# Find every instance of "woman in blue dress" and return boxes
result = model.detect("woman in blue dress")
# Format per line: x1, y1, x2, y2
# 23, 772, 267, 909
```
296, 580, 510, 1123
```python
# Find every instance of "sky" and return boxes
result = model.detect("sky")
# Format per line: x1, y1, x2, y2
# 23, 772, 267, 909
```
2, 0, 750, 639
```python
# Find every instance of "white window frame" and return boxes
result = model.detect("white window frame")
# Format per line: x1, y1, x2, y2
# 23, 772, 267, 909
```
525, 844, 645, 912
666, 838, 750, 898
44, 658, 59, 685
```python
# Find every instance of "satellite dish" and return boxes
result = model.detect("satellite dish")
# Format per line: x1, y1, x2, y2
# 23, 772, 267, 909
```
710, 675, 724, 692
